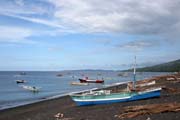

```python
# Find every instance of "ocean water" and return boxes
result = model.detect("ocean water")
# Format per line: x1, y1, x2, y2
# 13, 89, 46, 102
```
0, 71, 170, 110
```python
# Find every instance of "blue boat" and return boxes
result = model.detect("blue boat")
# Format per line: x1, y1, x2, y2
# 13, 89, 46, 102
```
70, 88, 161, 106
70, 56, 162, 106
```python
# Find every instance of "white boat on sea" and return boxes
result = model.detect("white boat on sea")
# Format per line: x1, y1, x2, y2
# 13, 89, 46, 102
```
70, 82, 89, 86
20, 85, 40, 92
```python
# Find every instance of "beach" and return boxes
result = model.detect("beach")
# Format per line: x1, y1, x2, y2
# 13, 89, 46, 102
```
0, 73, 180, 120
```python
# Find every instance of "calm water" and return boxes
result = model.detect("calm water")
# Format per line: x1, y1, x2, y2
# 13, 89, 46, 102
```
0, 71, 170, 110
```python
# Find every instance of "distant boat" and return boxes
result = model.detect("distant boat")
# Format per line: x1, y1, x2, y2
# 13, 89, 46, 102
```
19, 72, 26, 75
21, 85, 40, 92
70, 56, 162, 106
79, 77, 104, 83
70, 82, 89, 86
56, 73, 63, 77
117, 72, 128, 77
15, 80, 26, 84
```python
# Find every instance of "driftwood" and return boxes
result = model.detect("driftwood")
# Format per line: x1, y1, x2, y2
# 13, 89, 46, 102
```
116, 103, 180, 119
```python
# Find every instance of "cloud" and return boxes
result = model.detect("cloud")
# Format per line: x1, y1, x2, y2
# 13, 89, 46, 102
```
0, 0, 52, 15
117, 40, 158, 51
2, 13, 65, 29
0, 26, 34, 43
1, 0, 180, 41
48, 0, 180, 36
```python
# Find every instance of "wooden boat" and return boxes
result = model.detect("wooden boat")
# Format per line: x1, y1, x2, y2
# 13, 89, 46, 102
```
15, 80, 26, 84
70, 56, 162, 106
70, 88, 161, 106
79, 77, 104, 83
70, 82, 89, 86
21, 85, 40, 92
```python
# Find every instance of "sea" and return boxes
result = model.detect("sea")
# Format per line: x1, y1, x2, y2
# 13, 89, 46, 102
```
0, 71, 171, 110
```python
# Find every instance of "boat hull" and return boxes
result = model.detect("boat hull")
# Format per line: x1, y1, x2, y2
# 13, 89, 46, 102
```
71, 88, 161, 106
16, 80, 26, 84
79, 79, 104, 83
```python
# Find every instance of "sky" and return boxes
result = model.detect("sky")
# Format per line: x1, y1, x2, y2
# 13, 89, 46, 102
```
0, 0, 180, 71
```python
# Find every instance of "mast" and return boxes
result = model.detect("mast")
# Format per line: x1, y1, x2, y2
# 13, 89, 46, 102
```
133, 56, 136, 90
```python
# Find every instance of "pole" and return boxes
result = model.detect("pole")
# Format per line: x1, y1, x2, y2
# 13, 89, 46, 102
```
133, 56, 136, 90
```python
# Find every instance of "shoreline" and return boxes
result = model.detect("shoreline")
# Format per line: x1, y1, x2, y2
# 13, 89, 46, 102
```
0, 81, 128, 111
0, 81, 129, 111
0, 73, 180, 120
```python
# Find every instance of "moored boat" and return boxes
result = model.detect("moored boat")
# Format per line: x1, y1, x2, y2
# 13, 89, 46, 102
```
19, 72, 26, 75
21, 85, 40, 92
15, 80, 26, 84
79, 77, 104, 83
70, 82, 89, 86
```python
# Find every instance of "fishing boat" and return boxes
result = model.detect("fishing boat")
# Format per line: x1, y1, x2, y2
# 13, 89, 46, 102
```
70, 56, 162, 106
15, 80, 26, 84
70, 88, 161, 106
21, 85, 40, 92
79, 77, 104, 83
70, 82, 89, 86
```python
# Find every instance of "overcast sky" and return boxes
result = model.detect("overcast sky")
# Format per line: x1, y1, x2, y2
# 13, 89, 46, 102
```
0, 0, 180, 71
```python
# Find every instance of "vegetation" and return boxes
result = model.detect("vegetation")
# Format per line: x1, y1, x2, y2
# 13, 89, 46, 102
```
126, 59, 180, 72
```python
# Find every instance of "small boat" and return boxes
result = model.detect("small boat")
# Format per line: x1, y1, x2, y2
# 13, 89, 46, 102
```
70, 56, 162, 106
15, 80, 26, 84
70, 82, 89, 86
136, 80, 156, 87
21, 85, 40, 92
56, 73, 63, 77
79, 77, 104, 83
19, 72, 26, 75
117, 72, 129, 77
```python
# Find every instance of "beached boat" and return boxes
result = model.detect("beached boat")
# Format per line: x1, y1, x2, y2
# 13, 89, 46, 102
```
70, 56, 162, 106
79, 77, 104, 83
70, 82, 89, 86
15, 80, 26, 84
70, 88, 161, 106
21, 85, 40, 92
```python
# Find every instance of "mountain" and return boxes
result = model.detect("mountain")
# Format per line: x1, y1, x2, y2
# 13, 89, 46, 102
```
126, 59, 180, 72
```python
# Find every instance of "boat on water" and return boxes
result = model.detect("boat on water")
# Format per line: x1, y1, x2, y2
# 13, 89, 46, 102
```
19, 72, 26, 75
117, 72, 129, 77
21, 85, 40, 92
56, 73, 63, 77
70, 56, 162, 106
15, 80, 26, 84
70, 82, 89, 86
79, 77, 104, 83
